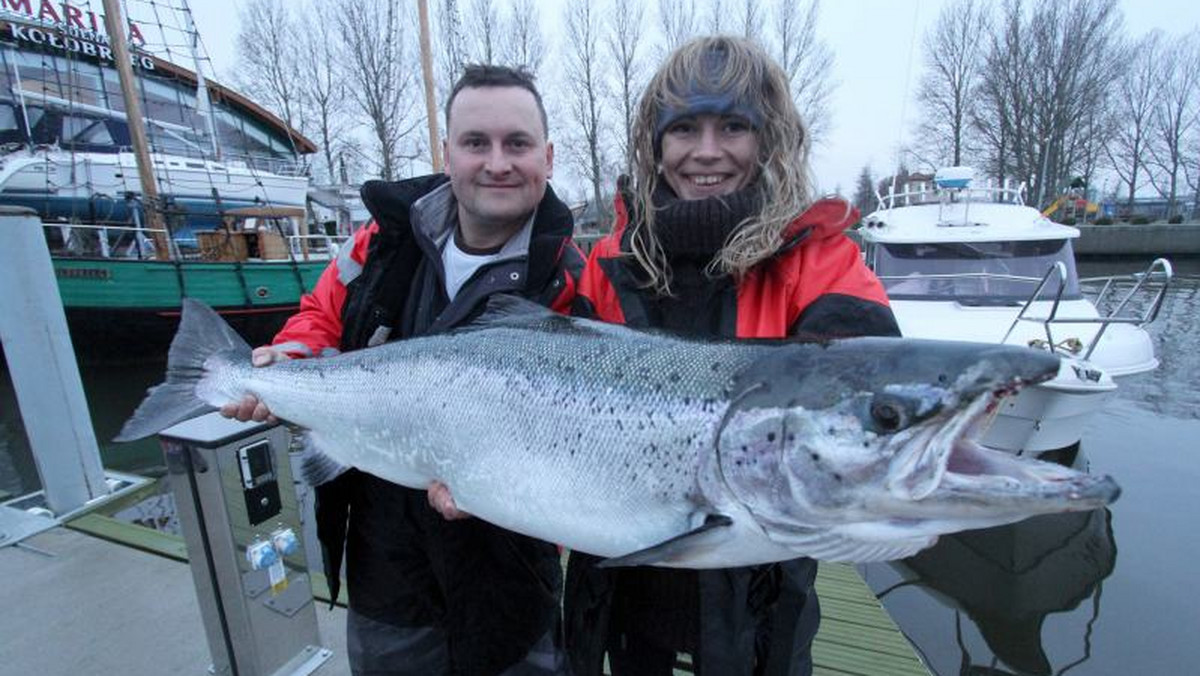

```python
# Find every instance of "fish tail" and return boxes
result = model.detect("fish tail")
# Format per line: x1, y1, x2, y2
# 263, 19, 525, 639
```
114, 298, 252, 442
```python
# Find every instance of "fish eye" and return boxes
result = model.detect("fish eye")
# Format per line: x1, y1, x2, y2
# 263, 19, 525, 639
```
870, 400, 907, 432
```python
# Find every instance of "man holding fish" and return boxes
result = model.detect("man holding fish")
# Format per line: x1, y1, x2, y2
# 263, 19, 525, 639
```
220, 64, 581, 676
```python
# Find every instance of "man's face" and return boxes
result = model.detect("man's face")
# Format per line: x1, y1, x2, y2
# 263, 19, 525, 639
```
444, 86, 553, 248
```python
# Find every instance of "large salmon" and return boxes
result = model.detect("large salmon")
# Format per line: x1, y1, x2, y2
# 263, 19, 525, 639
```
117, 297, 1118, 566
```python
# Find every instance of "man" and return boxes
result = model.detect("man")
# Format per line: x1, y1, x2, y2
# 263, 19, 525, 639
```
222, 65, 582, 676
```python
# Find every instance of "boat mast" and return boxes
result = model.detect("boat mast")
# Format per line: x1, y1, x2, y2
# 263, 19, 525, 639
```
8, 59, 34, 149
417, 0, 442, 173
101, 0, 168, 259
181, 1, 221, 161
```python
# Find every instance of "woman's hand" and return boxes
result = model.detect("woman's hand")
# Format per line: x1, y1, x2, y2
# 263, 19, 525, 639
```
428, 480, 472, 520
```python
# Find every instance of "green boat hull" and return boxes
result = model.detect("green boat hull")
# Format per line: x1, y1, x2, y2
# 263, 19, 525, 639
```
52, 257, 328, 358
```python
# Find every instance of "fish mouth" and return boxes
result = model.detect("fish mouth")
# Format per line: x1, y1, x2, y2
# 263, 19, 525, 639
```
888, 368, 1120, 511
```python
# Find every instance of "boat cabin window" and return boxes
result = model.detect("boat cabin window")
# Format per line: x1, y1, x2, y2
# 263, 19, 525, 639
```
146, 123, 206, 157
0, 104, 23, 144
873, 239, 1082, 302
62, 115, 117, 148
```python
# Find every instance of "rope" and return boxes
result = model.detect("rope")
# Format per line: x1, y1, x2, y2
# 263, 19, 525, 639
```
889, 0, 923, 198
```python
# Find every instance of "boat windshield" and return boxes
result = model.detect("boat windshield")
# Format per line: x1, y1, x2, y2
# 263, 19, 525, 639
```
873, 239, 1082, 303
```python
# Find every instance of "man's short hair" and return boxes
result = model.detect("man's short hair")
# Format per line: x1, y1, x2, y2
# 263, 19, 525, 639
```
445, 64, 549, 139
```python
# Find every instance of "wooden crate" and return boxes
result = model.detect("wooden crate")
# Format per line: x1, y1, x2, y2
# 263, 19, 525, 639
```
257, 230, 289, 260
196, 230, 249, 262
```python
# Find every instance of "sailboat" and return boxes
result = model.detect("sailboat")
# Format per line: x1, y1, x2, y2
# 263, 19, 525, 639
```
0, 1, 338, 357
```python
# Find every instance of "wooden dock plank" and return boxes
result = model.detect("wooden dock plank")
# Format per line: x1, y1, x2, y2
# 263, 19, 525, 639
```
67, 512, 189, 561
66, 513, 926, 675
817, 618, 924, 658
812, 563, 928, 675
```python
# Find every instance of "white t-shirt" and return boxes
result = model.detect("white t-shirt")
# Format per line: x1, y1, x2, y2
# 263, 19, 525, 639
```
441, 233, 502, 301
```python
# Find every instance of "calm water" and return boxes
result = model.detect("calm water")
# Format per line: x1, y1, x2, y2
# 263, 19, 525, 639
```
861, 261, 1200, 676
1, 262, 1197, 675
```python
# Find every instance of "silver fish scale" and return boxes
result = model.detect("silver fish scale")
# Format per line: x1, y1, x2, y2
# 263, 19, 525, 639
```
213, 323, 777, 557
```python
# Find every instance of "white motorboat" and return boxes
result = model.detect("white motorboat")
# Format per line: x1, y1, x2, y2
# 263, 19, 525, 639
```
858, 167, 1172, 453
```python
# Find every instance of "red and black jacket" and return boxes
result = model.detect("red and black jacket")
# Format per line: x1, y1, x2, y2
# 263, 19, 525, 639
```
575, 192, 899, 340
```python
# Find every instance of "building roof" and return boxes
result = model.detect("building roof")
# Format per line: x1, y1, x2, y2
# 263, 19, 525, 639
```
0, 17, 317, 155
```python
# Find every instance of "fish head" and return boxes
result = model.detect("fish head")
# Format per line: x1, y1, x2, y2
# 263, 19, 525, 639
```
711, 337, 1120, 561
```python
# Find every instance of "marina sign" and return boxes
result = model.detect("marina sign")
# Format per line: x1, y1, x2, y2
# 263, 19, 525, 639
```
1, 0, 149, 67
5, 22, 155, 69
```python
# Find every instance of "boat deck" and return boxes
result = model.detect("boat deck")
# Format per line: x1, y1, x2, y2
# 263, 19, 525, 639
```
1, 517, 928, 676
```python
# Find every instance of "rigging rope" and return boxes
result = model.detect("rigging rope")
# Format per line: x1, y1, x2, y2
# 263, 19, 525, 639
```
2, 0, 313, 289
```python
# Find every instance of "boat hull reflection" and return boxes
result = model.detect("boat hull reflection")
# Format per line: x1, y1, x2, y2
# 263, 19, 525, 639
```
885, 506, 1116, 675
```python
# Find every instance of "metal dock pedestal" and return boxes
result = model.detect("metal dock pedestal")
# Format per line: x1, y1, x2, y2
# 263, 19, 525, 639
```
161, 413, 331, 676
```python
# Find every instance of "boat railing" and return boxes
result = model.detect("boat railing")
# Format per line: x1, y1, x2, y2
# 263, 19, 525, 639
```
76, 143, 308, 178
1001, 262, 1070, 352
874, 271, 1052, 298
1001, 258, 1173, 361
876, 271, 1047, 283
1075, 258, 1174, 359
42, 221, 174, 260
876, 180, 1027, 211
43, 222, 348, 263
286, 233, 349, 260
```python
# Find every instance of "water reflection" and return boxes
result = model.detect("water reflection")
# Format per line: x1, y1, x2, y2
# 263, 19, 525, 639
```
880, 508, 1116, 676
0, 356, 38, 498
112, 483, 180, 536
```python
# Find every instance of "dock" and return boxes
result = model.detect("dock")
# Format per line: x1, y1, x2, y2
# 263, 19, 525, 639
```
0, 508, 929, 676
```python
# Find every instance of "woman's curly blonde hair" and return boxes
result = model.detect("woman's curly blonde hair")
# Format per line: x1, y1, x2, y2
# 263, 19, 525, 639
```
629, 36, 815, 294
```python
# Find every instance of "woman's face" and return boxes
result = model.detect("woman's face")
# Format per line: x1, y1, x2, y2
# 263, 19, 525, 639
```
659, 114, 760, 200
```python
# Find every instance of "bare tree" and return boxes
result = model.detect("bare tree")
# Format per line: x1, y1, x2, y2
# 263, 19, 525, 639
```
913, 0, 991, 167
974, 0, 1124, 208
606, 0, 647, 179
1146, 30, 1200, 219
233, 0, 302, 132
338, 0, 422, 180
1106, 32, 1163, 212
468, 0, 501, 65
738, 0, 765, 40
658, 0, 697, 53
706, 0, 726, 33
772, 0, 835, 143
504, 0, 546, 75
435, 0, 468, 99
296, 1, 353, 184
564, 0, 610, 218
972, 3, 1025, 185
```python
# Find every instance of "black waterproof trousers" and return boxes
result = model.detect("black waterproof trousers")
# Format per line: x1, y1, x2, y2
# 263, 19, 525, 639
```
564, 554, 820, 676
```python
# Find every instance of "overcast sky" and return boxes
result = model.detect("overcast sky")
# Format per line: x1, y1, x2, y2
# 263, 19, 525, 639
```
183, 0, 1200, 198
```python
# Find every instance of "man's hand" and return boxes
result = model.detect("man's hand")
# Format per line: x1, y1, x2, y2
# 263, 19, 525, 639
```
218, 346, 290, 422
428, 480, 471, 520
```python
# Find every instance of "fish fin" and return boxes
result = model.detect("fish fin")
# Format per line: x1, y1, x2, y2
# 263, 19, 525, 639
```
766, 526, 936, 563
297, 431, 352, 486
597, 514, 734, 568
114, 298, 251, 442
475, 294, 556, 322
462, 294, 642, 340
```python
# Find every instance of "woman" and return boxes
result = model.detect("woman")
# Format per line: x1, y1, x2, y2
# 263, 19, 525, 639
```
564, 36, 900, 676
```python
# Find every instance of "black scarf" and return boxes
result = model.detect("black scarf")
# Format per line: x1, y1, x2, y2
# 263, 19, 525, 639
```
617, 184, 762, 336
650, 184, 762, 262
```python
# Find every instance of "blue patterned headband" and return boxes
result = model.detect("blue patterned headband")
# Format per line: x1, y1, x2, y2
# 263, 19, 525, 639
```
652, 47, 764, 151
